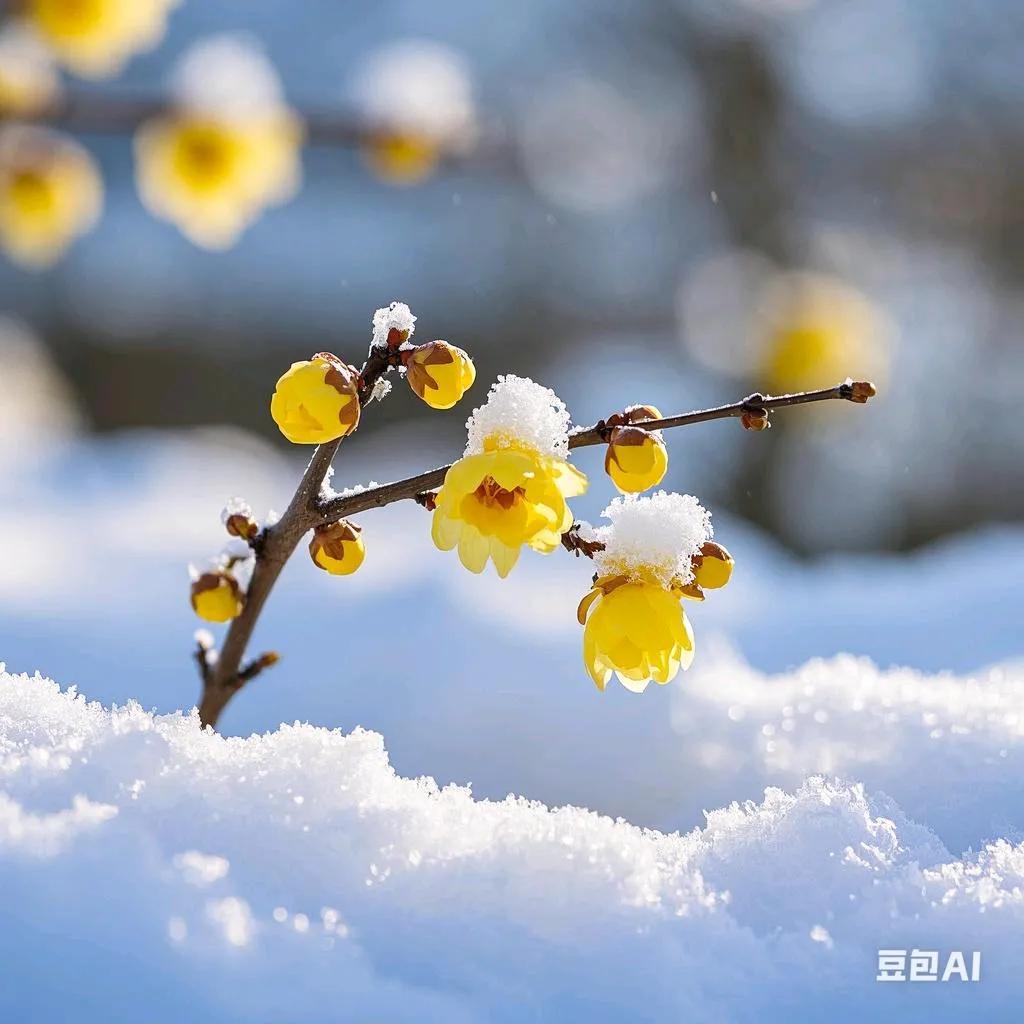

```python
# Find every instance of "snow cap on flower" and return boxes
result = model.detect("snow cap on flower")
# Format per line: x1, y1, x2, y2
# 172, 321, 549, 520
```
593, 491, 712, 587
172, 34, 285, 118
354, 40, 475, 144
0, 21, 60, 114
371, 301, 416, 349
465, 375, 572, 459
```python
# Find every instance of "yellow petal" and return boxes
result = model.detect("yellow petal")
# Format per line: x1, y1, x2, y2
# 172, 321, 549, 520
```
457, 524, 490, 574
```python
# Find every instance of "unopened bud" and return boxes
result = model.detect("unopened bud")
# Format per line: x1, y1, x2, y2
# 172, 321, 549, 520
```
404, 340, 476, 410
309, 520, 365, 576
190, 571, 244, 623
270, 352, 361, 444
604, 426, 668, 494
740, 407, 770, 431
692, 541, 734, 590
847, 379, 877, 404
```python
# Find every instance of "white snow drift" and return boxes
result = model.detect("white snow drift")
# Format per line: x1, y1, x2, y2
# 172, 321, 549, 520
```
1, 666, 1022, 1022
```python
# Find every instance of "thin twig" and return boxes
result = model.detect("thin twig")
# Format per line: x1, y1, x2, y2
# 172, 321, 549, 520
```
316, 381, 875, 525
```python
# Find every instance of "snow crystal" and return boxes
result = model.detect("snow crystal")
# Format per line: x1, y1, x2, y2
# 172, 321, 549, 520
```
1, 669, 1023, 1021
172, 34, 285, 119
593, 491, 712, 585
371, 301, 416, 349
465, 375, 573, 459
369, 377, 393, 403
220, 496, 253, 525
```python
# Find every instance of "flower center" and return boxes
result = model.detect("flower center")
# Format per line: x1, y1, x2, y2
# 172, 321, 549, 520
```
473, 476, 524, 511
8, 170, 56, 215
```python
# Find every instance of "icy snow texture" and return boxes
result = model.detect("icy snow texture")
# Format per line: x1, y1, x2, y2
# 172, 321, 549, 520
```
1, 667, 1023, 1022
219, 496, 253, 525
370, 300, 416, 349
353, 39, 475, 142
593, 491, 712, 586
465, 375, 573, 459
172, 34, 285, 118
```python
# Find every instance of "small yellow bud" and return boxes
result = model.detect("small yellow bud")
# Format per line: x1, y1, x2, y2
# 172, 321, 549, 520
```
405, 340, 476, 410
363, 132, 441, 185
604, 426, 668, 494
270, 353, 361, 444
224, 514, 258, 542
692, 541, 733, 590
309, 520, 365, 576
190, 571, 244, 623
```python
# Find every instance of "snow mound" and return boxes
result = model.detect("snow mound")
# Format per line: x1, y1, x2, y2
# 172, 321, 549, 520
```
173, 34, 286, 118
1, 668, 1022, 1021
371, 300, 416, 348
465, 375, 572, 459
593, 491, 712, 585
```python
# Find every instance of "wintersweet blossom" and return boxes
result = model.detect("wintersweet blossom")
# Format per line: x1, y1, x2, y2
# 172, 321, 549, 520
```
134, 36, 302, 249
431, 376, 587, 577
578, 492, 730, 692
405, 341, 476, 410
270, 353, 361, 445
0, 125, 102, 269
0, 23, 60, 115
26, 0, 177, 78
604, 405, 668, 494
191, 571, 244, 623
309, 521, 365, 576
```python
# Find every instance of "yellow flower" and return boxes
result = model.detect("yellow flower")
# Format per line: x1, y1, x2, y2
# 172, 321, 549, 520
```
692, 541, 733, 591
26, 0, 177, 79
405, 341, 476, 410
0, 23, 60, 115
309, 520, 365, 576
431, 440, 587, 577
134, 111, 302, 249
191, 571, 244, 623
605, 427, 668, 494
578, 574, 694, 692
759, 273, 888, 395
0, 126, 102, 269
270, 353, 361, 445
363, 131, 441, 185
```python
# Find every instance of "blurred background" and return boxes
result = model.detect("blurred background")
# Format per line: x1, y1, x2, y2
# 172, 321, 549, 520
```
1, 0, 1022, 828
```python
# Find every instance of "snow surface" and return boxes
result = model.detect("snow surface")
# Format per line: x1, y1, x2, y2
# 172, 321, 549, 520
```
172, 34, 286, 118
1, 666, 1022, 1022
465, 374, 573, 458
592, 491, 712, 585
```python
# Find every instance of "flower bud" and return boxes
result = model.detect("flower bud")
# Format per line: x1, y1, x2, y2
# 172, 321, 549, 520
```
190, 571, 244, 623
270, 353, 361, 444
221, 498, 258, 542
847, 379, 877, 404
364, 132, 440, 185
404, 340, 476, 410
604, 426, 668, 494
692, 541, 733, 591
309, 520, 365, 576
740, 407, 770, 431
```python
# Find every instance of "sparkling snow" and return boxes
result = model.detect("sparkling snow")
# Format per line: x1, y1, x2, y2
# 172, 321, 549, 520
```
370, 301, 416, 349
592, 491, 712, 585
465, 374, 573, 458
1, 668, 1022, 1021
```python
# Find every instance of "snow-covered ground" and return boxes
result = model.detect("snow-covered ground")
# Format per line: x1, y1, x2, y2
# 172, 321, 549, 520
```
2, 668, 1022, 1022
1, 419, 1022, 1018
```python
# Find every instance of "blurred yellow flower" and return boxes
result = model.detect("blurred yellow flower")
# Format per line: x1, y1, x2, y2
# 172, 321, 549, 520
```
759, 273, 888, 395
0, 23, 60, 114
431, 440, 588, 577
26, 0, 177, 78
363, 132, 441, 185
309, 520, 365, 576
270, 353, 361, 445
135, 112, 302, 249
578, 574, 694, 693
0, 125, 102, 269
191, 571, 244, 623
405, 340, 476, 409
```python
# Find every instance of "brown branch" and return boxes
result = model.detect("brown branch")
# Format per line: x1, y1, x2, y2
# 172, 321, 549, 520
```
316, 381, 876, 525
561, 524, 606, 559
195, 344, 400, 729
197, 377, 874, 729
